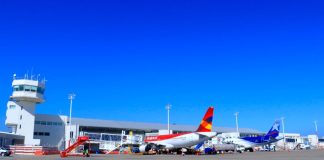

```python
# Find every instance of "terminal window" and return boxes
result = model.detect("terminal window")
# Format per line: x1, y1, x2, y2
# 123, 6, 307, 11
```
35, 120, 63, 126
286, 138, 296, 143
34, 132, 50, 136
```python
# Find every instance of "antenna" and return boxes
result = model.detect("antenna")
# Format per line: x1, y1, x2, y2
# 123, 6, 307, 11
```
37, 74, 41, 81
42, 77, 47, 84
13, 73, 16, 80
31, 68, 34, 80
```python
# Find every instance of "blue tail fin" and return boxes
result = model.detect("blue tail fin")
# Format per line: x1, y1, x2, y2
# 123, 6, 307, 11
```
194, 142, 204, 151
266, 120, 280, 138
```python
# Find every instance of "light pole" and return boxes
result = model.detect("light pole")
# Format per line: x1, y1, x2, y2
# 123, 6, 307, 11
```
281, 117, 286, 150
166, 104, 172, 134
314, 120, 319, 147
120, 130, 125, 154
314, 120, 318, 135
68, 93, 76, 146
234, 112, 239, 137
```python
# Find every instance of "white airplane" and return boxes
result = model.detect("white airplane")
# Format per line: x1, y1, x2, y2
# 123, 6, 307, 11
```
139, 106, 217, 153
224, 120, 282, 151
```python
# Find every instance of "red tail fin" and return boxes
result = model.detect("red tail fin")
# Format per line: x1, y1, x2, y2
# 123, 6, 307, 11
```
196, 106, 214, 132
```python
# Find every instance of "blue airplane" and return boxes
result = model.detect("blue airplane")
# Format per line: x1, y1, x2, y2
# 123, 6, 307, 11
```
225, 120, 282, 151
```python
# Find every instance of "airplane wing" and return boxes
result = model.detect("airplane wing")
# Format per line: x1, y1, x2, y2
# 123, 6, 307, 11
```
269, 136, 284, 143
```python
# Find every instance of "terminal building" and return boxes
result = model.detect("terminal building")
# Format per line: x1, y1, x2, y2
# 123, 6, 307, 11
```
0, 74, 262, 152
1, 74, 321, 152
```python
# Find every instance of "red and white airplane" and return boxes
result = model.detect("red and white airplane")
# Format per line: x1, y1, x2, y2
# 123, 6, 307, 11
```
139, 106, 216, 153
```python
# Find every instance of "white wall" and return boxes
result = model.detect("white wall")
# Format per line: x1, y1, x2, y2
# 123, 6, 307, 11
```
6, 101, 39, 146
275, 133, 301, 150
34, 114, 67, 150
64, 124, 78, 149
308, 135, 318, 147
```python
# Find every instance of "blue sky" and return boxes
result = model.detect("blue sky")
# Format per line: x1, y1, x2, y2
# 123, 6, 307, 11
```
0, 0, 323, 136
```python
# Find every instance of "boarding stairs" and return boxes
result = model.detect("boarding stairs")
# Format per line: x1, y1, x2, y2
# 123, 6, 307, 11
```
60, 136, 89, 158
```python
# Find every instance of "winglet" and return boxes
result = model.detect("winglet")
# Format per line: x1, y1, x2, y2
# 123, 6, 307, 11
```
196, 106, 214, 132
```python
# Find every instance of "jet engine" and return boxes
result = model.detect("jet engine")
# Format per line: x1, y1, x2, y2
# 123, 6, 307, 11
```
139, 144, 158, 152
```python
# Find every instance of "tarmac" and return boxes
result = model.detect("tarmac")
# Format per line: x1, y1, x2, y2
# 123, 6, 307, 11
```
1, 150, 324, 160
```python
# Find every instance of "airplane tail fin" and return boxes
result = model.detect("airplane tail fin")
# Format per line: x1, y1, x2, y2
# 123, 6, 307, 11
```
266, 120, 280, 138
196, 106, 214, 132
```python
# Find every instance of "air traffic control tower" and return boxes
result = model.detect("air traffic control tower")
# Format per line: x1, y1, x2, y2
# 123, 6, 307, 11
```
5, 74, 45, 145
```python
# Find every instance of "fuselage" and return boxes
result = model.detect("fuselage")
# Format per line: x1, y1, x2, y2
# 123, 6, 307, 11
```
228, 136, 282, 148
140, 106, 215, 153
144, 132, 217, 149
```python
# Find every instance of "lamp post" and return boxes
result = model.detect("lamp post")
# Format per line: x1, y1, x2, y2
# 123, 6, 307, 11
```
314, 120, 318, 135
166, 104, 172, 134
68, 93, 76, 147
314, 120, 319, 148
281, 117, 286, 150
234, 112, 239, 137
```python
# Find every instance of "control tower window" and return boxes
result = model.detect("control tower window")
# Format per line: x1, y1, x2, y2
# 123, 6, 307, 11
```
31, 86, 37, 92
37, 87, 44, 94
9, 105, 16, 109
13, 86, 19, 91
19, 85, 24, 91
24, 86, 31, 91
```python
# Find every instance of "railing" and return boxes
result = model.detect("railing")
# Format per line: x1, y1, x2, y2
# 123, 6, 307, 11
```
13, 75, 46, 83
82, 132, 143, 145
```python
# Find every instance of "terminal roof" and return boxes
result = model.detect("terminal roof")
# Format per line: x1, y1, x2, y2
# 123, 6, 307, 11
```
72, 117, 262, 134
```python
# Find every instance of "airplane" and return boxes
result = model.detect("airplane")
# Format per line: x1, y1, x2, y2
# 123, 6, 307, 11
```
139, 106, 217, 153
224, 120, 282, 152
